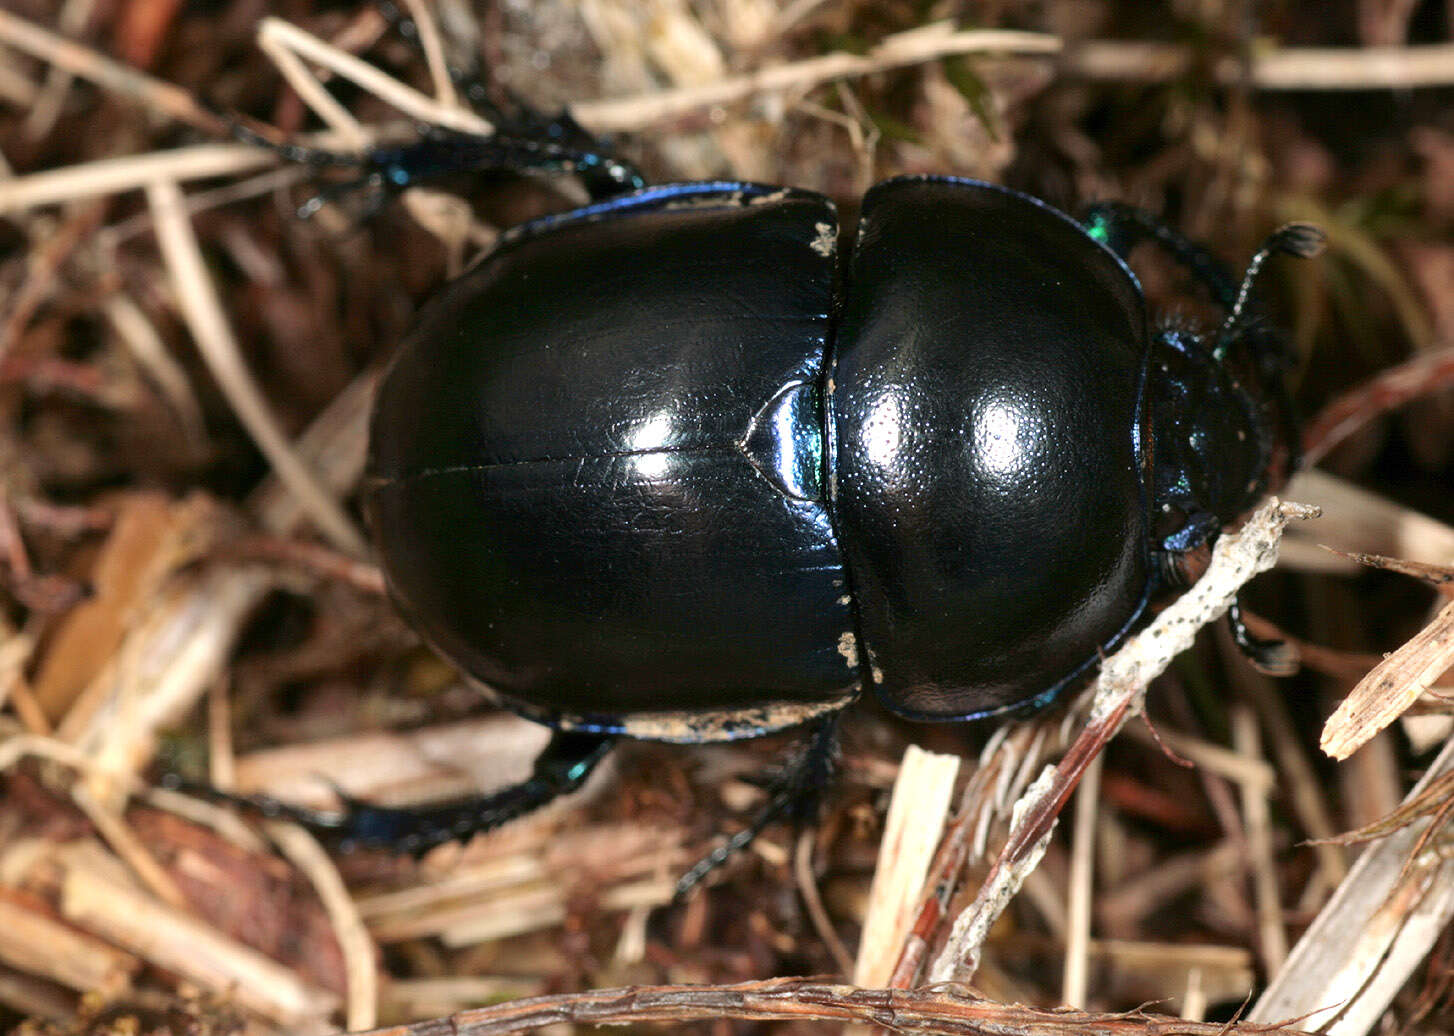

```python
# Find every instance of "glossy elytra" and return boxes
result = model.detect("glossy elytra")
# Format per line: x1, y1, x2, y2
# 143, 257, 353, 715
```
224, 40, 1320, 893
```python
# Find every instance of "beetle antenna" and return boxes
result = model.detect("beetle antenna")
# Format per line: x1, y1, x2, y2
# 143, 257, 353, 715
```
1214, 222, 1325, 358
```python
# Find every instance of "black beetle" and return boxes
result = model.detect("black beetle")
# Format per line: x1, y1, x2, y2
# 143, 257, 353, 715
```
229, 92, 1319, 892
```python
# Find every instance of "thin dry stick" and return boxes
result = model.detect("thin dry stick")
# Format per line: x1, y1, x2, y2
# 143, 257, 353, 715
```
101, 293, 207, 443
67, 783, 189, 910
145, 178, 365, 555
572, 24, 1061, 132
255, 18, 492, 136
0, 144, 278, 213
0, 10, 222, 132
1231, 705, 1288, 974
264, 821, 378, 1033
1062, 750, 1102, 1008
343, 976, 1316, 1036
794, 829, 854, 978
1302, 342, 1454, 466
398, 0, 458, 110
1066, 39, 1454, 89
256, 26, 366, 145
22, 0, 96, 139
929, 499, 1319, 985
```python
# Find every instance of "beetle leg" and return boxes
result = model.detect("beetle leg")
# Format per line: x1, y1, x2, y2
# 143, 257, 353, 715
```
1227, 597, 1300, 677
375, 1, 602, 149
365, 0, 644, 201
1081, 202, 1239, 308
173, 731, 615, 857
234, 117, 644, 217
674, 713, 842, 899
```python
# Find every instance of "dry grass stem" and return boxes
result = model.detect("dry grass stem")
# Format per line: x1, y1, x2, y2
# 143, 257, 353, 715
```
1302, 341, 1454, 466
257, 26, 367, 146
1285, 469, 1454, 567
22, 0, 96, 140
101, 294, 208, 443
1322, 597, 1454, 759
56, 569, 276, 774
1251, 733, 1454, 1033
206, 674, 235, 790
256, 17, 491, 137
1067, 39, 1454, 89
146, 178, 366, 555
0, 53, 40, 107
246, 368, 374, 530
384, 978, 546, 1019
67, 783, 188, 911
263, 821, 377, 1032
1233, 662, 1350, 890
794, 828, 855, 978
1095, 840, 1246, 934
572, 25, 1061, 132
1061, 751, 1102, 1008
1122, 723, 1275, 791
0, 10, 221, 132
1231, 705, 1289, 973
852, 744, 959, 989
354, 822, 685, 946
99, 164, 316, 244
0, 143, 276, 214
398, 0, 458, 110
0, 123, 423, 214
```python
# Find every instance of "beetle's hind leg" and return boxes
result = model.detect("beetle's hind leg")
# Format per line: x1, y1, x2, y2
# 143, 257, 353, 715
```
172, 730, 615, 857
675, 713, 841, 899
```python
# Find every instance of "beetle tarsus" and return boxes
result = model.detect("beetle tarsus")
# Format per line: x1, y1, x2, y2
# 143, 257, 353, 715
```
1227, 598, 1300, 677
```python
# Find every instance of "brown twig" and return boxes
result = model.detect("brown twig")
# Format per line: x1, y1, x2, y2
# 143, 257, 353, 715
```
344, 976, 1316, 1036
215, 534, 386, 595
1302, 342, 1454, 466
